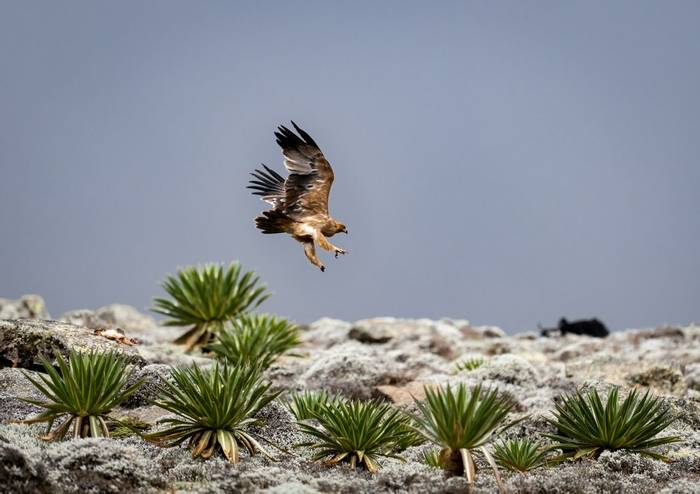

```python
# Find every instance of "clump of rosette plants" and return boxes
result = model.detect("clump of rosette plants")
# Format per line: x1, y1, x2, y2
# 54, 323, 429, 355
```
545, 387, 680, 461
492, 438, 549, 473
413, 383, 521, 491
295, 397, 423, 473
144, 362, 278, 463
152, 262, 269, 351
21, 350, 142, 440
208, 314, 301, 370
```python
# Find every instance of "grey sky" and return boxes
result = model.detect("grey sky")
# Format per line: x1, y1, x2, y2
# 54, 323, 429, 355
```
1, 1, 698, 333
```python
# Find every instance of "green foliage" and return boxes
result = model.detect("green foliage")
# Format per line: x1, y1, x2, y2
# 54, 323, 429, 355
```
289, 391, 425, 453
423, 449, 442, 468
545, 387, 681, 461
143, 362, 279, 464
413, 383, 519, 488
152, 262, 269, 350
492, 438, 549, 472
296, 399, 419, 473
21, 350, 142, 440
287, 390, 346, 421
415, 383, 517, 452
108, 416, 151, 439
208, 314, 301, 370
455, 357, 485, 372
393, 416, 427, 450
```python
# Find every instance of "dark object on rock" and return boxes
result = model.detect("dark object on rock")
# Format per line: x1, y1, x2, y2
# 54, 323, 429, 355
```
0, 319, 146, 370
348, 325, 394, 344
540, 318, 609, 338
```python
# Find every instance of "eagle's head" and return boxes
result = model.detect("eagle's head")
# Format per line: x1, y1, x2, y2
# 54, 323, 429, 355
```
326, 220, 348, 236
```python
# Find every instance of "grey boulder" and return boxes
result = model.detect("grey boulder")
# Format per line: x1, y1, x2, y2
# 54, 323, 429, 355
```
0, 319, 146, 369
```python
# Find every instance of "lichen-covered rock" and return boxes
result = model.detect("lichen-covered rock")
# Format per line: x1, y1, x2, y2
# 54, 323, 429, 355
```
553, 338, 607, 361
249, 400, 304, 452
0, 441, 53, 494
345, 318, 470, 360
2, 313, 700, 493
61, 304, 159, 334
0, 319, 146, 369
683, 363, 700, 392
121, 364, 171, 408
301, 318, 352, 349
0, 295, 49, 320
299, 343, 412, 399
0, 368, 45, 421
348, 320, 398, 344
627, 365, 686, 395
46, 438, 166, 493
469, 325, 506, 338
458, 354, 540, 386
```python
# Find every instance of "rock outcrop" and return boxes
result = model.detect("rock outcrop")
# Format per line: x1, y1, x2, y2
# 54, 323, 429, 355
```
0, 302, 698, 493
0, 319, 146, 369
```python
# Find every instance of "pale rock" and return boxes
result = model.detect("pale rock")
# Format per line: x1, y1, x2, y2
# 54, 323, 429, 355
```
0, 294, 49, 320
0, 319, 145, 369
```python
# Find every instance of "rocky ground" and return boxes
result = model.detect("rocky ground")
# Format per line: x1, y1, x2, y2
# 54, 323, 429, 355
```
0, 295, 699, 493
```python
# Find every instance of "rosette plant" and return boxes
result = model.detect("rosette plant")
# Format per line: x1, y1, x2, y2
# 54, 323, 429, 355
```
152, 262, 269, 351
545, 387, 681, 461
208, 314, 301, 370
492, 438, 549, 473
287, 390, 346, 421
144, 362, 279, 463
413, 383, 521, 491
21, 350, 142, 440
296, 399, 421, 473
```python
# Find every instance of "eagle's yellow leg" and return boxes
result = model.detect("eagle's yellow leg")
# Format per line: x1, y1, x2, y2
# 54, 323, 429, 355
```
302, 240, 325, 272
316, 233, 347, 258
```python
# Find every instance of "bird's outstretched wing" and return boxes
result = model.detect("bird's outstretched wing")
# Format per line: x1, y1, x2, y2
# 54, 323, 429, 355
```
274, 121, 334, 220
247, 164, 286, 208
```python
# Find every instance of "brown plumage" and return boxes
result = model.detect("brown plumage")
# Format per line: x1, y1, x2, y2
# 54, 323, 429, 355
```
247, 121, 348, 272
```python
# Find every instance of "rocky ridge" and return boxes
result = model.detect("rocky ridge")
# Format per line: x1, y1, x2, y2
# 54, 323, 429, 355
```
0, 295, 698, 493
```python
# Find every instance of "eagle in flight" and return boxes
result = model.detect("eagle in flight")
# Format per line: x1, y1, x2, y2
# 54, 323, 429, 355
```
247, 122, 348, 272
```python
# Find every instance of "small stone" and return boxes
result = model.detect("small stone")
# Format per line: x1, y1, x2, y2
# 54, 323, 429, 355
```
472, 325, 506, 338
348, 322, 397, 344
376, 381, 427, 406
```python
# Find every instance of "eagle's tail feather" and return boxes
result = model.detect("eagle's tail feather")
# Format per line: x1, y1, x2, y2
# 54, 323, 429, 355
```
255, 209, 290, 234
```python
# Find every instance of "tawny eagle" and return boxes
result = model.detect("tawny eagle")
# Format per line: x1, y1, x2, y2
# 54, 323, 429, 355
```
247, 122, 348, 272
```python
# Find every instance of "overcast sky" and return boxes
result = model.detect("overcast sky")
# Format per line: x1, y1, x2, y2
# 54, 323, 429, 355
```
1, 1, 698, 333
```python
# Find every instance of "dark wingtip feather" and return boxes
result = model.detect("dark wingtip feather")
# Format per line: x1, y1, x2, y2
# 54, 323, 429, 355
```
275, 124, 309, 150
291, 121, 319, 148
247, 162, 285, 198
262, 164, 285, 181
